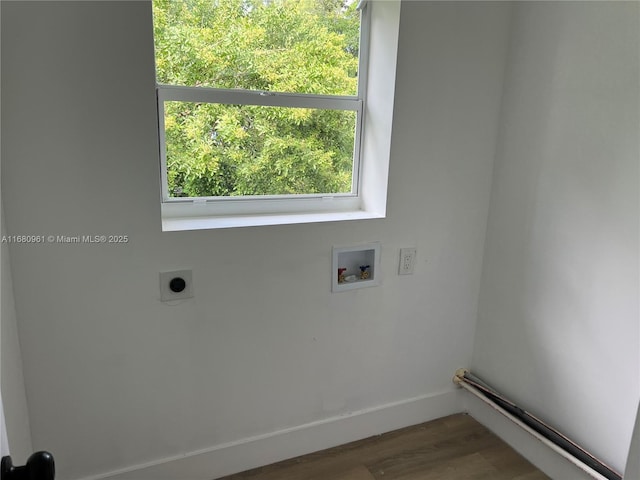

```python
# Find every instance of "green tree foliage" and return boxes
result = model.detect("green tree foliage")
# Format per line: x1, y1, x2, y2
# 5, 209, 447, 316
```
153, 0, 361, 197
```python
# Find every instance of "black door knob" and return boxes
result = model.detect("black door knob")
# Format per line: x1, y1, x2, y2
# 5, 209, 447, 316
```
1, 452, 55, 480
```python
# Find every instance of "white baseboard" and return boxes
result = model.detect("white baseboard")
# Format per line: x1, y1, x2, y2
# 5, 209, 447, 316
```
462, 388, 609, 480
84, 388, 461, 480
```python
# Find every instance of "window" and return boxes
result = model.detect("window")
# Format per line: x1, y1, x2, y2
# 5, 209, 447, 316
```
152, 0, 400, 230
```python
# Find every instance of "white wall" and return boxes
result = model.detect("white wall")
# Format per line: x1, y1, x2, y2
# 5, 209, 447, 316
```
1, 1, 511, 479
473, 1, 639, 473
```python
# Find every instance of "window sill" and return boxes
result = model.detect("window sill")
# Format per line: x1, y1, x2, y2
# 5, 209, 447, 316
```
161, 209, 385, 232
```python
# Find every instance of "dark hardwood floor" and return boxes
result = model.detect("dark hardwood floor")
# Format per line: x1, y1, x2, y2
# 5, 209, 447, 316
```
216, 413, 549, 480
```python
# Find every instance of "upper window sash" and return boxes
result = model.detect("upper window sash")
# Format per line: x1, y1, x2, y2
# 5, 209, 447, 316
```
153, 1, 370, 98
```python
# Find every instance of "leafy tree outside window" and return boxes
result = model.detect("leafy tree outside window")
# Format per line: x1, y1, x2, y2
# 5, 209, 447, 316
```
152, 0, 364, 200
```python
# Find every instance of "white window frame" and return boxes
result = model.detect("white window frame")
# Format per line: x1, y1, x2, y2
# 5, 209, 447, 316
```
158, 0, 401, 231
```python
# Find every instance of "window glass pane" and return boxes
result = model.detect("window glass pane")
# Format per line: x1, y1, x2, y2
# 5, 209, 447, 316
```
152, 0, 361, 96
164, 101, 357, 197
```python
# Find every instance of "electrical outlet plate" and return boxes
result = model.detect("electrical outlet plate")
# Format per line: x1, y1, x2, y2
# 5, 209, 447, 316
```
160, 270, 193, 301
399, 248, 416, 275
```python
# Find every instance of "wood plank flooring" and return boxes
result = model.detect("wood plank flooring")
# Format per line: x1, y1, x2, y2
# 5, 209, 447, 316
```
216, 414, 549, 480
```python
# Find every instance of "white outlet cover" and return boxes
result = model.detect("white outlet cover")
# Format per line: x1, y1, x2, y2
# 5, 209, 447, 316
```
160, 270, 193, 302
399, 248, 417, 275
